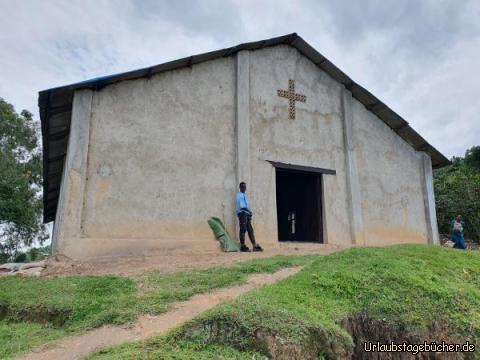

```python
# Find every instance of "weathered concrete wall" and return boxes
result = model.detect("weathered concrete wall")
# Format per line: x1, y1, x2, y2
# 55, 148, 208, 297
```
54, 43, 435, 259
59, 57, 237, 259
350, 95, 429, 245
248, 45, 352, 247
247, 45, 430, 247
341, 89, 365, 246
421, 152, 440, 244
52, 90, 93, 255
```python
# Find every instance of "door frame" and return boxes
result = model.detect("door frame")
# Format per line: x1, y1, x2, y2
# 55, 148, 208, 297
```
267, 160, 336, 245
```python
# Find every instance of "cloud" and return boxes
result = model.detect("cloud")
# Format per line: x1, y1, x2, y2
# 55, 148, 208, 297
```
0, 0, 478, 158
0, 0, 220, 112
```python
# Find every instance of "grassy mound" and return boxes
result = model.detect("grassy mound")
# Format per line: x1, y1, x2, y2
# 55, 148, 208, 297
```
5, 245, 480, 359
168, 245, 480, 359
0, 255, 314, 359
87, 337, 268, 360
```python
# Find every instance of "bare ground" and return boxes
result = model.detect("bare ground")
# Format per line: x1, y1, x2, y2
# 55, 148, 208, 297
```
42, 242, 344, 277
16, 266, 303, 360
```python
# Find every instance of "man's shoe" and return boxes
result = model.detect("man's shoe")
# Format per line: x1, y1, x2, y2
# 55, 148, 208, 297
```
240, 244, 251, 252
252, 244, 263, 252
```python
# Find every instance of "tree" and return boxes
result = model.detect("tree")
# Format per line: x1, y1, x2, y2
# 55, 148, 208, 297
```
0, 98, 48, 258
464, 146, 480, 170
434, 146, 480, 241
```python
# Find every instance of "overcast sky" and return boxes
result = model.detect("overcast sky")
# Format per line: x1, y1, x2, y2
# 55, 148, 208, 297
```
1, 0, 478, 158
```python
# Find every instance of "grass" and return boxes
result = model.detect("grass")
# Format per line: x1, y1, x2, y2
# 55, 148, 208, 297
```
176, 245, 480, 357
0, 255, 314, 359
5, 245, 480, 359
135, 255, 315, 315
0, 322, 66, 359
87, 245, 480, 359
86, 336, 268, 360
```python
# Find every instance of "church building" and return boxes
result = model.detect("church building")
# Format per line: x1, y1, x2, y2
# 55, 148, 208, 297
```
39, 34, 449, 260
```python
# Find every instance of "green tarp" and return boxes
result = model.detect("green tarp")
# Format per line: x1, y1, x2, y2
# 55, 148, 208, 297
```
208, 217, 240, 252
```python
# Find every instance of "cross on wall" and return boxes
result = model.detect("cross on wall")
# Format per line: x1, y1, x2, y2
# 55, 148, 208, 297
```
277, 80, 306, 119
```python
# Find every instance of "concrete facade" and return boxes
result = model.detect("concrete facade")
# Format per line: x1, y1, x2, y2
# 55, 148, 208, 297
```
52, 90, 93, 255
247, 45, 351, 247
52, 44, 439, 260
351, 89, 430, 246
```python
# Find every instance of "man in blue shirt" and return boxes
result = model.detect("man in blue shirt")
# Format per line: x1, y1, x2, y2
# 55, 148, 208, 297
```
236, 182, 263, 252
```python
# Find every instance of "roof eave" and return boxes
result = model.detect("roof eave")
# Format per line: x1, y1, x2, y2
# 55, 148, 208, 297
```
39, 32, 451, 223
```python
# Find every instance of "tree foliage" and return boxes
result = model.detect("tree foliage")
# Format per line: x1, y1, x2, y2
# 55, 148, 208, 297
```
0, 98, 48, 257
434, 146, 480, 240
464, 146, 480, 170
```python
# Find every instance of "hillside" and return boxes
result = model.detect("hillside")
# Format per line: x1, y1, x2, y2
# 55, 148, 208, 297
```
1, 245, 479, 359
90, 245, 480, 359
0, 256, 313, 359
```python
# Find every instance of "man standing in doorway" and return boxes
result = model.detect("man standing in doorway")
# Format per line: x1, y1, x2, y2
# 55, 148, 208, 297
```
236, 182, 263, 252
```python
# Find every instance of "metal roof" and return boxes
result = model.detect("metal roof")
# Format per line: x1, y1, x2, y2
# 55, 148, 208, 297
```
38, 33, 450, 223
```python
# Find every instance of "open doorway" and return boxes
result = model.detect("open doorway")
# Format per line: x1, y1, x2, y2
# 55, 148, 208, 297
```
275, 169, 323, 243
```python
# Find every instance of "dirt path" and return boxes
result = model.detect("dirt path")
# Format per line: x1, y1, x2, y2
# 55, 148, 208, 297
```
16, 266, 302, 360
42, 243, 343, 277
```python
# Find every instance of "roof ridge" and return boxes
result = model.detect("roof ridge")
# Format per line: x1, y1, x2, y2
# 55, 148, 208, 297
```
38, 33, 449, 222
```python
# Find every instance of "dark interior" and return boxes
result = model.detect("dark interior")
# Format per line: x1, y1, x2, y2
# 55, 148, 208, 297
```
275, 169, 323, 243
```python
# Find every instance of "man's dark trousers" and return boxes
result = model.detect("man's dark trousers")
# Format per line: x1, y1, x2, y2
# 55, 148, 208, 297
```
238, 210, 256, 246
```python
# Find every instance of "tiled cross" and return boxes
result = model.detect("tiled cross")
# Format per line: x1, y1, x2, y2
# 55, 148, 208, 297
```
277, 80, 306, 119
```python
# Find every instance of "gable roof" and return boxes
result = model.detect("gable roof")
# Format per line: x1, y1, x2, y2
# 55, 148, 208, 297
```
38, 33, 450, 223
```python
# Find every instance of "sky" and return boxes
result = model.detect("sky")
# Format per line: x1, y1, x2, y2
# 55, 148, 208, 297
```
1, 0, 479, 158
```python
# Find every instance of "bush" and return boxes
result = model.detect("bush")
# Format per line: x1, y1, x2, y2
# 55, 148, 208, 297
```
464, 146, 480, 169
28, 248, 39, 261
14, 252, 27, 263
26, 245, 51, 262
0, 252, 9, 264
434, 146, 480, 240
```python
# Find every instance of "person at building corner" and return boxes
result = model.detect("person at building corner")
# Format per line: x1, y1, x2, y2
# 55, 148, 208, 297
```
451, 215, 466, 250
236, 182, 263, 252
